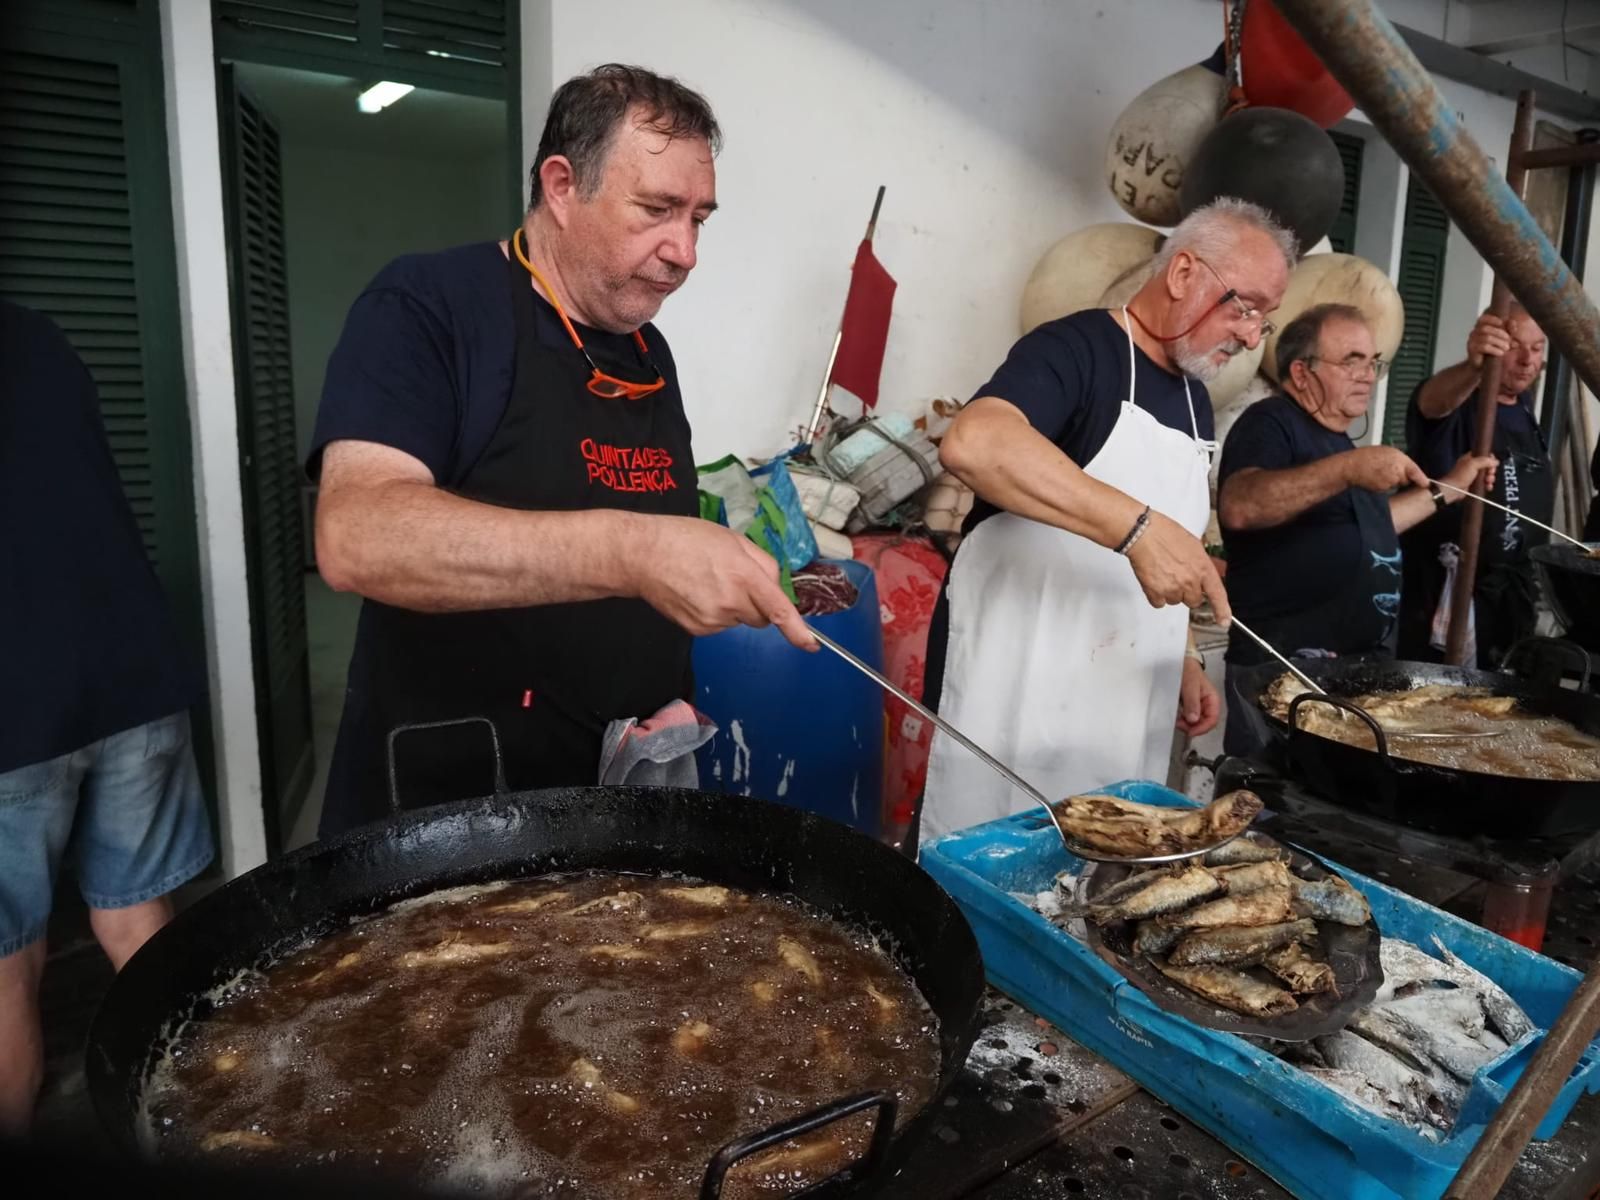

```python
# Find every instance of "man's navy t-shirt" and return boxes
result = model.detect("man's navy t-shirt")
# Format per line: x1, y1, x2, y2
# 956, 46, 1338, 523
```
309, 241, 681, 486
1218, 393, 1398, 647
0, 301, 204, 772
961, 308, 1213, 532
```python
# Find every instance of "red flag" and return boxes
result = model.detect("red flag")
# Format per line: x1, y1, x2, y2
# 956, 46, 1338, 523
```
829, 239, 896, 409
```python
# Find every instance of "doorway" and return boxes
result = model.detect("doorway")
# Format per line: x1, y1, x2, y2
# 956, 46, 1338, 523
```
217, 61, 511, 850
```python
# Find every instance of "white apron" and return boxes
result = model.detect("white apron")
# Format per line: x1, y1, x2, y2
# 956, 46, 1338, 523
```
921, 310, 1214, 842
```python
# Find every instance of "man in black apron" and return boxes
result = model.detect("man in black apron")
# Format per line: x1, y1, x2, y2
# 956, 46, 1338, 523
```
307, 65, 811, 837
1399, 306, 1554, 668
1217, 304, 1495, 757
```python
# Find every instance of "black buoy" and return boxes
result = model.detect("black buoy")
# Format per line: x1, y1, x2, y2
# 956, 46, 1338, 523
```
1178, 106, 1345, 251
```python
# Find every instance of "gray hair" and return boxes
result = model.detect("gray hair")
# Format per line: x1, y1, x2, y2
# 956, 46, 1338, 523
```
1151, 197, 1299, 277
1275, 302, 1367, 379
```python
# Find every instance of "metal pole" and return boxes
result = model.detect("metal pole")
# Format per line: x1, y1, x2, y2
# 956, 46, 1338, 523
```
1270, 1, 1600, 415
1443, 959, 1600, 1199
1444, 92, 1536, 665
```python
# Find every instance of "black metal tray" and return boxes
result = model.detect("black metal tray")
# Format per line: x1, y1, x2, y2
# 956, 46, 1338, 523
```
1076, 839, 1382, 1041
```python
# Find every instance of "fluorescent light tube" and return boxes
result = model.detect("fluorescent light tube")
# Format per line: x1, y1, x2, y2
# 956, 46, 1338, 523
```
357, 81, 414, 114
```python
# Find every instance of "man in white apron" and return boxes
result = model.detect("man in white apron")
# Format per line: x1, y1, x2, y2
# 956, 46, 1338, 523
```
918, 199, 1295, 845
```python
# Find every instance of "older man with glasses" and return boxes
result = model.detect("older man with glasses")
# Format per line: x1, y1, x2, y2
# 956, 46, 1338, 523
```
915, 198, 1292, 846
1214, 303, 1494, 757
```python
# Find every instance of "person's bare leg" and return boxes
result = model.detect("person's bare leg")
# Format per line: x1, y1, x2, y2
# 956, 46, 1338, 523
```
89, 896, 173, 972
0, 938, 48, 1137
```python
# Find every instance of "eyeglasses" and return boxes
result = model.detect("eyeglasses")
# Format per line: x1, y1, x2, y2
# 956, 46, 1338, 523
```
511, 229, 667, 400
1194, 256, 1277, 338
1305, 353, 1391, 381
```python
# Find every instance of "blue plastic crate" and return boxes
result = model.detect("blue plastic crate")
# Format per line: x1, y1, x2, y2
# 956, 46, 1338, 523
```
921, 780, 1600, 1200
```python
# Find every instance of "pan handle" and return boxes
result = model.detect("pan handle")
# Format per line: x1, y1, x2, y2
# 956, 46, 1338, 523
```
384, 716, 509, 814
1286, 694, 1398, 767
698, 1090, 898, 1200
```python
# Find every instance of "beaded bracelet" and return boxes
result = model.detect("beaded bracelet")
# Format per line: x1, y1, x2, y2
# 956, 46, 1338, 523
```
1116, 505, 1152, 556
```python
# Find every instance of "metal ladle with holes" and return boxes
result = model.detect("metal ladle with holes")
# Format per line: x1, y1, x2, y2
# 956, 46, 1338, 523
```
806, 626, 1242, 864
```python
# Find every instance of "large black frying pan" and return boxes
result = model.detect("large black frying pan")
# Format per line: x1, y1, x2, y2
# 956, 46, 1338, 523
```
1235, 657, 1600, 839
1531, 542, 1600, 653
85, 770, 985, 1198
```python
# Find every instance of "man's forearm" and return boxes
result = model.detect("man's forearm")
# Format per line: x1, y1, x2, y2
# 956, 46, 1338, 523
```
1415, 360, 1480, 420
317, 479, 641, 611
1217, 456, 1352, 532
1388, 487, 1442, 535
939, 399, 1145, 548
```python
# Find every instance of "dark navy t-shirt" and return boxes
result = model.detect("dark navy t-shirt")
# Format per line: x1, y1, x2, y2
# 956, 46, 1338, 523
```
309, 241, 680, 486
964, 309, 1213, 531
1218, 393, 1399, 644
0, 301, 205, 772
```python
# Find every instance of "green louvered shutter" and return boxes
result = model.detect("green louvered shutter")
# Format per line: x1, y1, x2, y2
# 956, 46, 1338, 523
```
1383, 179, 1451, 448
1327, 131, 1365, 255
221, 68, 313, 848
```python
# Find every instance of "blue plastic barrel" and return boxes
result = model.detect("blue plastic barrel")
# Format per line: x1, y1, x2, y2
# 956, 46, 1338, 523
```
693, 558, 884, 836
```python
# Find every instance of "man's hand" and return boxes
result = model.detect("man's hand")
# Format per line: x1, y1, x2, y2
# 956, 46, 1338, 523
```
1176, 657, 1221, 737
633, 517, 815, 650
1466, 313, 1513, 368
1342, 445, 1428, 493
1441, 452, 1498, 496
1125, 510, 1232, 624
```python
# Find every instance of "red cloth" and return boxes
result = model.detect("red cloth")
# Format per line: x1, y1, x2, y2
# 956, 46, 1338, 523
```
829, 239, 896, 409
849, 534, 948, 840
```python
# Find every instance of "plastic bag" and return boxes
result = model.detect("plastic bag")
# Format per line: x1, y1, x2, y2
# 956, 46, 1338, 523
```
750, 457, 820, 573
696, 455, 797, 601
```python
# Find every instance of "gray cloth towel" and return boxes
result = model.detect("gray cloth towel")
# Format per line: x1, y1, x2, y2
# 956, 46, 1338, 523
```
598, 699, 717, 788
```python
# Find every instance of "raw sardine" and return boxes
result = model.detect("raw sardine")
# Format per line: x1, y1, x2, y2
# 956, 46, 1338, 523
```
1213, 860, 1292, 896
1088, 864, 1223, 924
1261, 942, 1339, 996
1289, 874, 1371, 926
1052, 789, 1263, 858
1429, 935, 1536, 1044
1167, 918, 1317, 968
1376, 938, 1534, 1044
1156, 885, 1293, 930
1305, 1067, 1410, 1124
1151, 960, 1299, 1017
1314, 1031, 1450, 1130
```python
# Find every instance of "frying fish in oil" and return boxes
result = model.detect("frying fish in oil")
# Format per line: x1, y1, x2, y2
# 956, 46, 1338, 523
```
1289, 874, 1372, 926
1262, 673, 1600, 781
1086, 864, 1223, 924
1150, 960, 1299, 1017
1165, 919, 1316, 968
1051, 789, 1263, 857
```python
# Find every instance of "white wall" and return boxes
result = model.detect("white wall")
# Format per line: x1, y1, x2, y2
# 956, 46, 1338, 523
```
284, 144, 505, 459
522, 0, 1589, 461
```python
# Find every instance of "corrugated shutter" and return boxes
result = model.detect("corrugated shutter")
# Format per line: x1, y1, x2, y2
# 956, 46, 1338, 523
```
1383, 179, 1451, 448
222, 70, 313, 844
1327, 131, 1365, 255
213, 0, 508, 96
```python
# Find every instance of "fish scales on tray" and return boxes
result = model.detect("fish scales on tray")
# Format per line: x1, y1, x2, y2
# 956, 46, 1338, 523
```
1290, 874, 1372, 926
1053, 789, 1263, 858
1150, 960, 1299, 1017
1166, 918, 1317, 968
1087, 864, 1222, 924
1261, 941, 1338, 996
1155, 884, 1293, 931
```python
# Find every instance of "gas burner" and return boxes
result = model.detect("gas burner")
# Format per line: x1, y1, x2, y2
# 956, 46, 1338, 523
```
1503, 636, 1598, 694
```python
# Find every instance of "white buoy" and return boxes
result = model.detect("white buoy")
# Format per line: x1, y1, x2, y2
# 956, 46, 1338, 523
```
1261, 252, 1405, 382
1020, 222, 1162, 334
1105, 64, 1228, 227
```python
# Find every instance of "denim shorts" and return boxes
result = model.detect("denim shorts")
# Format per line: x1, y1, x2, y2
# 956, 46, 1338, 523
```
0, 711, 215, 956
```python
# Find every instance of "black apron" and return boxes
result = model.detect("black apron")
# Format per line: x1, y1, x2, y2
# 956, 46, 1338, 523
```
1226, 483, 1401, 668
320, 252, 698, 836
1399, 399, 1554, 667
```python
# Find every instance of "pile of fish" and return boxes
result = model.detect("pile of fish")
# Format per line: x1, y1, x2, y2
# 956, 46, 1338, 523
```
1050, 788, 1264, 858
1259, 935, 1537, 1135
1064, 831, 1371, 1018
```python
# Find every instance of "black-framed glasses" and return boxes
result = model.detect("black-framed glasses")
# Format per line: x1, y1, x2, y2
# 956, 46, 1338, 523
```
1194, 256, 1277, 337
1305, 353, 1391, 381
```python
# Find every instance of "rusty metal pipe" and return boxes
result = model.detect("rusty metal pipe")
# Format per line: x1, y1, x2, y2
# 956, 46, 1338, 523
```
1444, 959, 1600, 1199
1517, 143, 1600, 171
1270, 1, 1600, 415
1445, 92, 1536, 665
